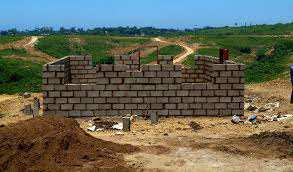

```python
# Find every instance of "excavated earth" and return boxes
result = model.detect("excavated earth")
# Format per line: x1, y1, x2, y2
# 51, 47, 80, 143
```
0, 116, 138, 172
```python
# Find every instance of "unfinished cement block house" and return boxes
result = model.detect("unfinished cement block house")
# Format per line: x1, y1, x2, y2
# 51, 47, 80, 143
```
42, 55, 245, 117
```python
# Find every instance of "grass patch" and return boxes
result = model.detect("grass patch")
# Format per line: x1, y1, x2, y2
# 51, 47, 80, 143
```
245, 39, 293, 83
0, 57, 42, 94
35, 36, 73, 58
0, 36, 24, 45
141, 45, 185, 64
0, 48, 30, 57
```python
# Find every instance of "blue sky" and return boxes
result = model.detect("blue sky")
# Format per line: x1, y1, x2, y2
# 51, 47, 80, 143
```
1, 0, 292, 30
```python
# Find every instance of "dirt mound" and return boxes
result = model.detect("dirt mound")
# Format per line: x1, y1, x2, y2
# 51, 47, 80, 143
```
0, 116, 139, 171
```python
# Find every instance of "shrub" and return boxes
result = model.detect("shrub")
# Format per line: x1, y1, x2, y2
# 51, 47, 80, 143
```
93, 56, 114, 66
256, 48, 267, 61
239, 47, 252, 54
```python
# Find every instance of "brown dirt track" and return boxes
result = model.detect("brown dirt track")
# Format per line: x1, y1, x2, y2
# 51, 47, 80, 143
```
0, 116, 138, 172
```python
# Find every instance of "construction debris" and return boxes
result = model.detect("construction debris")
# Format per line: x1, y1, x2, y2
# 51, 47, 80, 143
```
23, 92, 31, 98
245, 102, 280, 113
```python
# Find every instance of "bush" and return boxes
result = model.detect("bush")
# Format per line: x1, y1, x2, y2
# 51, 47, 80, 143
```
239, 47, 252, 54
93, 56, 114, 66
256, 48, 267, 61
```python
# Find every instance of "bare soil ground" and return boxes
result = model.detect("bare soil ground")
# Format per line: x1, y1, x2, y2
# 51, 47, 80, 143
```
0, 79, 292, 171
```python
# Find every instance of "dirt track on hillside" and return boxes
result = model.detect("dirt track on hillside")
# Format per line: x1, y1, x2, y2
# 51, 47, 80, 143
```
154, 37, 203, 64
0, 36, 55, 63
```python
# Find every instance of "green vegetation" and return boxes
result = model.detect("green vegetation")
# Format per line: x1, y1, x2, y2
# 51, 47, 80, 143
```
0, 36, 24, 45
0, 58, 42, 94
35, 36, 73, 58
36, 35, 150, 65
182, 53, 195, 68
190, 23, 293, 36
141, 45, 185, 64
245, 39, 293, 83
0, 48, 30, 57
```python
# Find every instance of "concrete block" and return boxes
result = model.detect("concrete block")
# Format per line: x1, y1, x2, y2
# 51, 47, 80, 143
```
74, 104, 86, 110
94, 98, 106, 103
87, 91, 100, 97
151, 113, 158, 124
151, 91, 163, 97
164, 91, 176, 97
177, 91, 189, 97
190, 103, 202, 109
157, 71, 169, 78
194, 97, 207, 103
169, 97, 181, 103
123, 117, 131, 132
68, 98, 81, 104
113, 104, 125, 110
149, 78, 162, 84
74, 91, 86, 97
156, 84, 168, 90
49, 91, 60, 98
220, 97, 231, 103
61, 104, 73, 110
100, 91, 112, 97
178, 104, 189, 110
182, 97, 194, 103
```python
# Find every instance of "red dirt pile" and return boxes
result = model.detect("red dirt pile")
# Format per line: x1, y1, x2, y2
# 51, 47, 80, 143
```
0, 116, 138, 171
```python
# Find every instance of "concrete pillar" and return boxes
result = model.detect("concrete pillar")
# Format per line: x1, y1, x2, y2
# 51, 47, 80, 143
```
122, 117, 131, 132
151, 113, 158, 124
24, 104, 32, 115
33, 97, 40, 117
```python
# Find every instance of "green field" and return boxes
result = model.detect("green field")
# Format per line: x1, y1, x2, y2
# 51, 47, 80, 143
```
141, 45, 185, 64
0, 36, 24, 45
0, 57, 42, 94
36, 35, 151, 65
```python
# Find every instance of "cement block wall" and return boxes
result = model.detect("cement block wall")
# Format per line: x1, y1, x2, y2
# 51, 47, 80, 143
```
42, 55, 245, 117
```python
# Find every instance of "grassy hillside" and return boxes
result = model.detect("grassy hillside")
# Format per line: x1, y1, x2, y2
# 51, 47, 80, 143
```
0, 57, 42, 94
36, 35, 151, 65
192, 23, 293, 36
141, 45, 185, 64
0, 36, 24, 45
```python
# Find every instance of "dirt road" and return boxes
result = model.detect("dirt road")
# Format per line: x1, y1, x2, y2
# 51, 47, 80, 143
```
154, 37, 195, 64
24, 36, 39, 48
